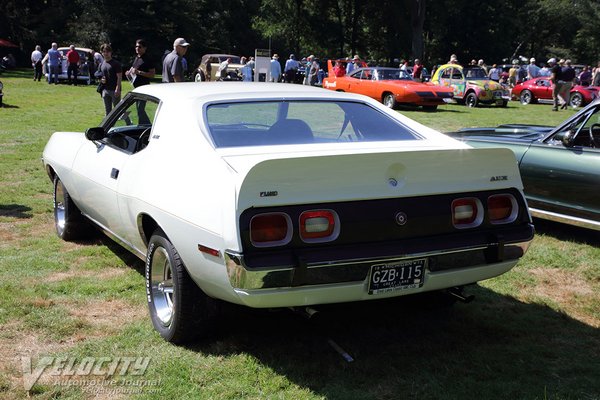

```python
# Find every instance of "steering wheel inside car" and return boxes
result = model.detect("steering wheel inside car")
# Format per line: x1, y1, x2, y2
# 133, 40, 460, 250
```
136, 127, 152, 152
588, 123, 600, 148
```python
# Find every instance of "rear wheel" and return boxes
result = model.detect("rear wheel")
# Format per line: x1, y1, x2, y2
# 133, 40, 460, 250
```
146, 229, 220, 343
194, 72, 205, 82
53, 177, 89, 241
383, 93, 397, 109
569, 92, 583, 108
465, 92, 478, 107
520, 90, 533, 105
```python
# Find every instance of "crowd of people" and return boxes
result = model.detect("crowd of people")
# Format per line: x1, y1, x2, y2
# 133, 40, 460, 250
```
25, 37, 600, 115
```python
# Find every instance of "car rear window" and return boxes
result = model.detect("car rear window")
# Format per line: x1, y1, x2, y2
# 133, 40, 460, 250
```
206, 100, 421, 147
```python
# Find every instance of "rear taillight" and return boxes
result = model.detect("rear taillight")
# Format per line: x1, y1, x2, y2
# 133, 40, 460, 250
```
299, 210, 339, 243
250, 213, 292, 247
452, 198, 483, 229
488, 194, 518, 224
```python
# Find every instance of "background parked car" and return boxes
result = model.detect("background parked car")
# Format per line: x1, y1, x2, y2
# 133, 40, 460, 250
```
194, 54, 244, 81
43, 46, 93, 85
322, 65, 453, 110
448, 99, 600, 231
512, 77, 599, 107
431, 64, 510, 107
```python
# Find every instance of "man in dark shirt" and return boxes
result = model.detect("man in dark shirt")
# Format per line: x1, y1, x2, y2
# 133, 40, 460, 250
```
549, 58, 562, 111
126, 39, 155, 88
162, 37, 189, 82
99, 43, 123, 115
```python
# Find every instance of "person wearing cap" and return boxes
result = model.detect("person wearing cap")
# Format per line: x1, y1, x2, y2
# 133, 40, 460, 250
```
162, 38, 189, 83
270, 54, 281, 82
527, 58, 540, 80
284, 54, 299, 83
346, 55, 360, 75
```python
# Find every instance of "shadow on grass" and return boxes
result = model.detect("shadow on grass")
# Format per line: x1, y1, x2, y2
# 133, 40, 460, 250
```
533, 217, 599, 247
188, 288, 599, 399
0, 204, 32, 218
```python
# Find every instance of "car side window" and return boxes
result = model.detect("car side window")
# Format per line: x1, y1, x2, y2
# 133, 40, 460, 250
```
104, 97, 159, 153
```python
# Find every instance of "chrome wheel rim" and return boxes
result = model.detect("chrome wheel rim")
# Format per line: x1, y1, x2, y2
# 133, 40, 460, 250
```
571, 95, 581, 107
384, 95, 394, 108
521, 92, 531, 104
54, 182, 66, 234
150, 247, 174, 327
466, 96, 476, 107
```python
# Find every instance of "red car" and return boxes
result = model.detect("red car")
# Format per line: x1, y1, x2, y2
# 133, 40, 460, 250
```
512, 77, 599, 107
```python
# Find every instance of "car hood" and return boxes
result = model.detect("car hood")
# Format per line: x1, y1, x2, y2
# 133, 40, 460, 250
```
447, 124, 553, 143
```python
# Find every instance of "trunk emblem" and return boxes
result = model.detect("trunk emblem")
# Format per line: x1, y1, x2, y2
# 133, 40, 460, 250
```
395, 212, 407, 226
260, 191, 278, 197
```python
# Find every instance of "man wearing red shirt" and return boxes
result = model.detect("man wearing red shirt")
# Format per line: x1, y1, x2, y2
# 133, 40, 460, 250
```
66, 45, 80, 85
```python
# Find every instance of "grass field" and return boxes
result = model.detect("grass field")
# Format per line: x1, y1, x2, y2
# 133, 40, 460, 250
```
0, 69, 598, 400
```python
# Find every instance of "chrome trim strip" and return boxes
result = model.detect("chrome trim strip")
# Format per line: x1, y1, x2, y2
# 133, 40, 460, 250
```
530, 208, 600, 231
225, 241, 532, 290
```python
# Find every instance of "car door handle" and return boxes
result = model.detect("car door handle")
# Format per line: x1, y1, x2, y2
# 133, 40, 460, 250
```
110, 168, 119, 179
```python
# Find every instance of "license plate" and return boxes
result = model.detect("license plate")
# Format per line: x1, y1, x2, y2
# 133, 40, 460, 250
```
368, 259, 426, 295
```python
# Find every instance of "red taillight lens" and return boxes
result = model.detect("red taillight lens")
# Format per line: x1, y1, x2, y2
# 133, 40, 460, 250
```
250, 213, 291, 246
299, 210, 339, 242
452, 198, 483, 228
488, 194, 517, 224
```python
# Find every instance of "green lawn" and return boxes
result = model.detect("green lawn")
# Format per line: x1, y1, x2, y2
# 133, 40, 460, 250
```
0, 69, 598, 400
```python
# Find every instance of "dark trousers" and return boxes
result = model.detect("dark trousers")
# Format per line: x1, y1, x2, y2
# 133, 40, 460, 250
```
34, 61, 43, 81
67, 63, 78, 85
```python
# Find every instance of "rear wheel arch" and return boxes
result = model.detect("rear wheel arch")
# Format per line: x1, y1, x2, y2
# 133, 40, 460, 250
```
139, 214, 160, 247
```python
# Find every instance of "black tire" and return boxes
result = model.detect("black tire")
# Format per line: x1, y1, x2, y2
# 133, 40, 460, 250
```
520, 90, 533, 105
145, 229, 220, 343
53, 176, 89, 241
194, 72, 205, 82
422, 105, 438, 112
383, 92, 397, 109
569, 92, 583, 108
499, 100, 508, 107
465, 92, 478, 107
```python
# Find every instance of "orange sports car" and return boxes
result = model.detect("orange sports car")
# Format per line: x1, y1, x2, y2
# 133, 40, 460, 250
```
322, 60, 453, 111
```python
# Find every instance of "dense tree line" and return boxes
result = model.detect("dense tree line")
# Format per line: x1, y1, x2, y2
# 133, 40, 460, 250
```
1, 0, 599, 69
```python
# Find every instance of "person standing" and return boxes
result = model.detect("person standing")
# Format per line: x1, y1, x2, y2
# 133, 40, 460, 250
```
578, 66, 592, 86
98, 43, 123, 115
284, 54, 299, 83
269, 54, 281, 82
126, 39, 155, 88
43, 43, 61, 84
488, 64, 500, 82
217, 57, 231, 80
346, 55, 360, 74
526, 58, 540, 80
549, 58, 563, 111
560, 60, 576, 109
31, 45, 43, 81
412, 59, 423, 82
162, 38, 190, 83
66, 45, 80, 85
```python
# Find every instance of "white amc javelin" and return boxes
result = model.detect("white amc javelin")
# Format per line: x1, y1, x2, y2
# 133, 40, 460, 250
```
43, 82, 534, 343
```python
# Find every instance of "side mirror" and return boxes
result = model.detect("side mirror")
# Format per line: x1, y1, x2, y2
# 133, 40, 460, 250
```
85, 127, 106, 141
554, 130, 575, 148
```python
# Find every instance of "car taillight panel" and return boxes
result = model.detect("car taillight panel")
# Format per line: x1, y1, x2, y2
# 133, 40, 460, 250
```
250, 213, 292, 247
452, 198, 483, 229
299, 209, 340, 243
488, 194, 518, 224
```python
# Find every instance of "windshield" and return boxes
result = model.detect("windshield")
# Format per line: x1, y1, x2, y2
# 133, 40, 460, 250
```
375, 68, 412, 81
206, 100, 421, 147
464, 67, 488, 79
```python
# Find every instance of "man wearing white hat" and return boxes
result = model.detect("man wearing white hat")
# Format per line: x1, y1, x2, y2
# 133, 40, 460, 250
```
162, 38, 190, 82
270, 54, 281, 82
527, 57, 540, 80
